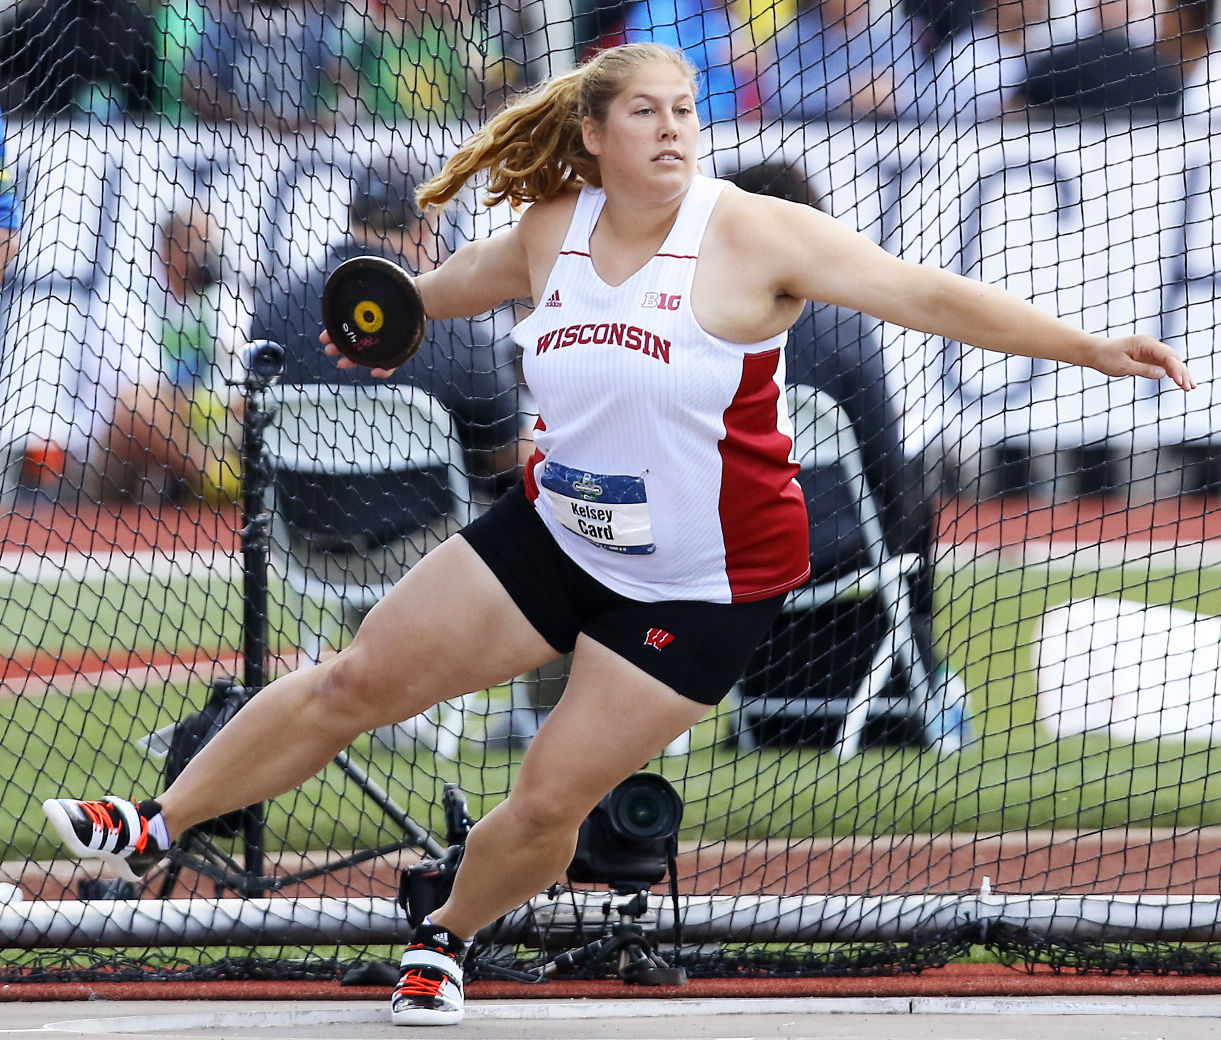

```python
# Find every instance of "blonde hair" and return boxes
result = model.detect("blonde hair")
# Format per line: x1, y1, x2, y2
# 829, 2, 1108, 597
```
416, 43, 699, 212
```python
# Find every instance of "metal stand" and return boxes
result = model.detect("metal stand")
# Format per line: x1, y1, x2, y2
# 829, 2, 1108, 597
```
534, 889, 687, 986
156, 343, 444, 898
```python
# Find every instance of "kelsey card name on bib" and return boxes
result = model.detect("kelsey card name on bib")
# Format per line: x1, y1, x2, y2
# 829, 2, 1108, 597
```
541, 462, 656, 555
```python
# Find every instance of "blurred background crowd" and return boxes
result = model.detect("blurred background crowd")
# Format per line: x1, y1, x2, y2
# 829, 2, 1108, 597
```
0, 0, 1212, 131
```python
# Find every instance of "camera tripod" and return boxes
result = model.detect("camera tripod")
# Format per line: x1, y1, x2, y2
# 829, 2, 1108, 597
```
152, 342, 445, 898
534, 888, 687, 986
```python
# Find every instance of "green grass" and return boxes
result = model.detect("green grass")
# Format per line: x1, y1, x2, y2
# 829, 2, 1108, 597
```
0, 568, 245, 660
6, 558, 1221, 865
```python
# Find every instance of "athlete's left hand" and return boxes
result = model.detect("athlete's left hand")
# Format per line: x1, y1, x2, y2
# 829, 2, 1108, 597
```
1090, 334, 1196, 391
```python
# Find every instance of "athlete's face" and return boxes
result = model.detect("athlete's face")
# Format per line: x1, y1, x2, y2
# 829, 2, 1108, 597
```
582, 61, 699, 199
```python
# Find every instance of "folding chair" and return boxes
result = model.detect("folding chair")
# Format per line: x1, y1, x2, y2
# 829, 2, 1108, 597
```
730, 385, 950, 758
263, 383, 475, 754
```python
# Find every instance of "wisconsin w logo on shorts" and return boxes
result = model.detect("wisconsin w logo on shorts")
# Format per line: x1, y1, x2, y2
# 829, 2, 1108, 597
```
643, 627, 675, 650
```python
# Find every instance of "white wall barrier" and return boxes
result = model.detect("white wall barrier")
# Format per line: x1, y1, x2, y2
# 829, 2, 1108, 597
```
1036, 596, 1221, 743
0, 117, 1216, 487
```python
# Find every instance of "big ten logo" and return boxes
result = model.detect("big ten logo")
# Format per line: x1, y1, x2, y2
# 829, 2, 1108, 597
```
641, 291, 681, 311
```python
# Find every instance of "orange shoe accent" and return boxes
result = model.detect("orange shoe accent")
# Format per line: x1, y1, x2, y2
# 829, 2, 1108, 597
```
80, 801, 118, 832
133, 816, 150, 854
394, 970, 445, 999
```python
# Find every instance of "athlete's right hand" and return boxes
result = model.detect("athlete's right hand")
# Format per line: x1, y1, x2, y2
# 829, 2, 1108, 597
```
319, 329, 398, 379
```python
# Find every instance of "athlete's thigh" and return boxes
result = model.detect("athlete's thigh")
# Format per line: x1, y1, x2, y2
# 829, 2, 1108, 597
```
347, 533, 560, 712
511, 634, 710, 819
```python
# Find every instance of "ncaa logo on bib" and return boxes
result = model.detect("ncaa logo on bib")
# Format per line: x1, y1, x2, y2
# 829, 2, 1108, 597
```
571, 473, 604, 500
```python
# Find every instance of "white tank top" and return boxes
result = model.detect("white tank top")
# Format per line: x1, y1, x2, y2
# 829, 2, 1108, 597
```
512, 174, 810, 604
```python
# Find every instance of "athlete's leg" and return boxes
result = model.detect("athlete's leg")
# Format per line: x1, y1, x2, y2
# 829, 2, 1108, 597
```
155, 535, 559, 839
430, 634, 709, 938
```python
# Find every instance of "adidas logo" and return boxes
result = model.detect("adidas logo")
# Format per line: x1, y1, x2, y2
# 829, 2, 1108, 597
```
544, 290, 562, 308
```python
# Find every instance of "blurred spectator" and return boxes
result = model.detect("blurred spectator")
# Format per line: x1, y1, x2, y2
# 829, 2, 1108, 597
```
725, 162, 955, 729
1098, 0, 1158, 41
349, 0, 485, 124
739, 0, 798, 42
1168, 0, 1217, 116
91, 202, 249, 504
0, 0, 157, 118
901, 0, 976, 53
927, 0, 1052, 123
147, 1, 212, 123
574, 0, 629, 58
761, 0, 931, 121
483, 0, 575, 92
0, 99, 20, 281
725, 162, 932, 599
622, 0, 759, 122
184, 0, 349, 134
1018, 0, 1182, 118
249, 161, 524, 498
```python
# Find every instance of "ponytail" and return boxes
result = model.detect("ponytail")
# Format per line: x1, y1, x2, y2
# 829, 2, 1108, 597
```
416, 69, 596, 212
415, 43, 699, 213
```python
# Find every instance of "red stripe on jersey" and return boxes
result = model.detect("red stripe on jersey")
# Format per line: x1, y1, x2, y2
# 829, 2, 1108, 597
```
717, 349, 811, 602
559, 250, 697, 261
523, 416, 547, 502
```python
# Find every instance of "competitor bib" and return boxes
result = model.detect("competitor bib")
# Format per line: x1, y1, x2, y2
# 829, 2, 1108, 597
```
540, 462, 656, 555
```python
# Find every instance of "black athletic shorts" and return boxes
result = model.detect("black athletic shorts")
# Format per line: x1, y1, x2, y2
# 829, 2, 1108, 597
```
459, 485, 786, 706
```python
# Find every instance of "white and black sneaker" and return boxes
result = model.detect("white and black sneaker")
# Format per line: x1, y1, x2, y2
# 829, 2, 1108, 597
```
42, 796, 169, 883
390, 923, 467, 1026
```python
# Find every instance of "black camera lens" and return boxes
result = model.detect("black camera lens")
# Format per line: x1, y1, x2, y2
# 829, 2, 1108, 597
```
250, 340, 285, 376
241, 340, 286, 392
607, 775, 682, 840
568, 772, 683, 888
621, 791, 665, 835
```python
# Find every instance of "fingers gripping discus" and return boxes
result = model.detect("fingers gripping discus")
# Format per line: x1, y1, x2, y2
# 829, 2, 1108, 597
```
322, 255, 426, 369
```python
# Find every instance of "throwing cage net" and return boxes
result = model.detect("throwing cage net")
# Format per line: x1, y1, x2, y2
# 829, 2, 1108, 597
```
3, 0, 1221, 988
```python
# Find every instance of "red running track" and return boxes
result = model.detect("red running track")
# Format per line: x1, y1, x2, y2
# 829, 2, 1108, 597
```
6, 965, 1221, 1003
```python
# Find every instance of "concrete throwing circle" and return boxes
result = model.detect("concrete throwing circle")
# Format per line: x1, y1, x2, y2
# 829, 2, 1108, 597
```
45, 996, 1221, 1034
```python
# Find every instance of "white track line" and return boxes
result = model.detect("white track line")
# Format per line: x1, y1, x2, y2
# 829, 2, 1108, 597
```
1, 540, 1217, 587
0, 548, 238, 584
939, 538, 1221, 570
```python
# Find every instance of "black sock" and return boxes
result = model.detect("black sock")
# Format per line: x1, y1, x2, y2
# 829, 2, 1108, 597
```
415, 919, 469, 959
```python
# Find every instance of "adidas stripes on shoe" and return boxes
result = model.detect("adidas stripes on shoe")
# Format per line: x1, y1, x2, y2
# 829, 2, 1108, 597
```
390, 923, 467, 1026
42, 796, 169, 884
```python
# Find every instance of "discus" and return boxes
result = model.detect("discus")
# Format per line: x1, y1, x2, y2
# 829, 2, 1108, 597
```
321, 255, 426, 369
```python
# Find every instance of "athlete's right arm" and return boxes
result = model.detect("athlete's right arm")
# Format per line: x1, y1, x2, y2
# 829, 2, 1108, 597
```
414, 224, 532, 320
321, 199, 572, 374
414, 199, 572, 320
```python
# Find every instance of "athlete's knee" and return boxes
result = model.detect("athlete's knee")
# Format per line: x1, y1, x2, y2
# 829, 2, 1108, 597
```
311, 628, 446, 732
506, 781, 592, 842
310, 642, 393, 732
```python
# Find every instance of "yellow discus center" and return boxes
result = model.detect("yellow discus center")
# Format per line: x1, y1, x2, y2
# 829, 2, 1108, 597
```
353, 300, 384, 333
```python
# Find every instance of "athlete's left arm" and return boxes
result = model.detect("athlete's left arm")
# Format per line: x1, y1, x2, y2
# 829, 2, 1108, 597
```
752, 196, 1194, 392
